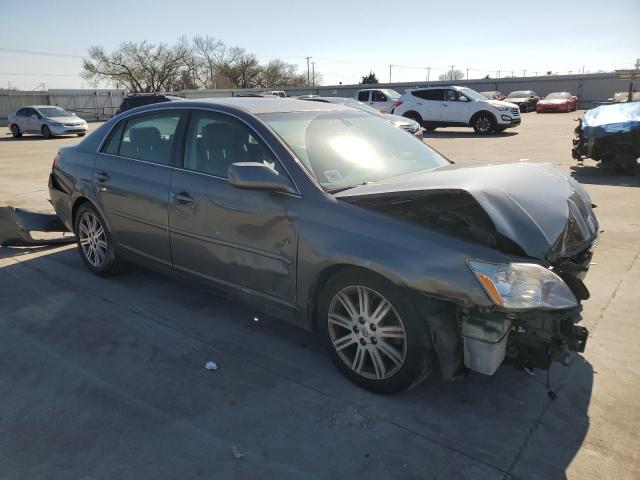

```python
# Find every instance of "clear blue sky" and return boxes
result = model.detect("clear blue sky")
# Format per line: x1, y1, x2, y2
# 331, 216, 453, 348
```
1, 0, 638, 89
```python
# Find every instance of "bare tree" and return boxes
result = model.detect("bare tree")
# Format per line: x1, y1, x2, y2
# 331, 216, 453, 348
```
258, 60, 306, 88
192, 35, 226, 88
82, 39, 193, 92
438, 69, 465, 81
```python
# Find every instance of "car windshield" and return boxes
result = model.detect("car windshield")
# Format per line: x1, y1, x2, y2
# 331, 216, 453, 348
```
545, 92, 571, 100
507, 91, 530, 98
37, 107, 74, 117
259, 110, 449, 190
480, 92, 495, 98
458, 88, 488, 101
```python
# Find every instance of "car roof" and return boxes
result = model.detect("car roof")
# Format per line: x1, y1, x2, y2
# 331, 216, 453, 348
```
140, 97, 354, 114
23, 105, 58, 109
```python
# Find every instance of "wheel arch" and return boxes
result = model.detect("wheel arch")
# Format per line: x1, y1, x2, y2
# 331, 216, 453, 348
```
402, 110, 424, 124
470, 110, 497, 125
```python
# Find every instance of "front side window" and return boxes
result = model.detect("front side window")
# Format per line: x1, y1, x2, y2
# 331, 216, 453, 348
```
184, 111, 283, 179
357, 91, 370, 102
118, 112, 180, 165
371, 91, 387, 102
260, 110, 449, 190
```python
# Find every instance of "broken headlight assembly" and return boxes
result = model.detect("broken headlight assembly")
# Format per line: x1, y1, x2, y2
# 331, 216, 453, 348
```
468, 260, 578, 310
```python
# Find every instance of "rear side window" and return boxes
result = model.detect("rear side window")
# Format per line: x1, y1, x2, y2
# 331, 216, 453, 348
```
118, 113, 180, 165
371, 91, 387, 102
412, 89, 444, 101
102, 121, 125, 155
357, 91, 370, 102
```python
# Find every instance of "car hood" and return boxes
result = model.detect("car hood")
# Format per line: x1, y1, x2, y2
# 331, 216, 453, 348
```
506, 97, 529, 103
382, 113, 418, 127
487, 100, 519, 109
539, 99, 570, 104
334, 162, 598, 261
46, 116, 85, 124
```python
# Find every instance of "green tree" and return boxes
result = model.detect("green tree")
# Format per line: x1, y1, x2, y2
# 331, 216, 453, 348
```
360, 71, 379, 84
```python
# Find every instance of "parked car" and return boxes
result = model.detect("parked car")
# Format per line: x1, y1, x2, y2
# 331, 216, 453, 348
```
572, 101, 640, 174
116, 93, 183, 114
354, 88, 401, 113
8, 106, 88, 138
301, 96, 423, 138
611, 91, 640, 103
267, 90, 287, 98
480, 91, 506, 101
392, 86, 521, 134
49, 97, 596, 393
505, 90, 540, 112
536, 92, 578, 113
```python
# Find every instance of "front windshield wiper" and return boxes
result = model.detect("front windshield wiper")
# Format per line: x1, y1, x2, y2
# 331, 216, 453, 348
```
326, 181, 379, 194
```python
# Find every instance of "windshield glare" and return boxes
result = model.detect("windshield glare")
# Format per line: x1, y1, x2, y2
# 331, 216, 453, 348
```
507, 91, 530, 98
38, 107, 74, 117
458, 88, 487, 101
259, 111, 449, 190
545, 92, 571, 100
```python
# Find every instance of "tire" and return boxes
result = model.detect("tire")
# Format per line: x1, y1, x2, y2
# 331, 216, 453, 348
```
402, 111, 423, 127
77, 132, 86, 137
10, 124, 22, 138
472, 113, 496, 135
317, 268, 434, 394
42, 125, 52, 138
74, 203, 123, 276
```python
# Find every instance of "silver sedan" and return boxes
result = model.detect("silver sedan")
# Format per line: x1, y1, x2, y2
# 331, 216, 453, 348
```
8, 105, 88, 138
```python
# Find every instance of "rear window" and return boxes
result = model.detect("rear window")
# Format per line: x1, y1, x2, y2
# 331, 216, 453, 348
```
116, 112, 180, 165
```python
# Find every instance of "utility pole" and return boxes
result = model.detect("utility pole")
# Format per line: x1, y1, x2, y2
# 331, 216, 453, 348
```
497, 70, 501, 79
466, 68, 469, 80
511, 71, 514, 77
389, 64, 393, 83
450, 65, 455, 80
523, 69, 527, 77
305, 56, 311, 86
311, 62, 316, 86
427, 67, 431, 82
534, 71, 538, 77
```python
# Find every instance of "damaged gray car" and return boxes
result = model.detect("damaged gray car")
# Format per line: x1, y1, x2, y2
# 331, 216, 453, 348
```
48, 98, 598, 393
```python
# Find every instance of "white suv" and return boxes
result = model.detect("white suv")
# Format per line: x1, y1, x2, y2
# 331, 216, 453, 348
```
354, 88, 401, 113
392, 86, 521, 134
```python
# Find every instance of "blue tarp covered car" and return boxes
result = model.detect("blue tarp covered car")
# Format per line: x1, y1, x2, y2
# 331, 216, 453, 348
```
573, 101, 640, 173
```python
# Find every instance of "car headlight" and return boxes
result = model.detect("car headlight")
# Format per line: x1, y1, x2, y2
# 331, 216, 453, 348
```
492, 105, 510, 111
47, 120, 62, 126
468, 260, 577, 310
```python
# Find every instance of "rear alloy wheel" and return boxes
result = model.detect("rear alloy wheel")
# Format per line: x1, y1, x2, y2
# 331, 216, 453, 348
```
42, 125, 52, 138
318, 269, 433, 394
75, 204, 122, 276
403, 112, 423, 127
10, 124, 22, 138
77, 132, 86, 137
473, 114, 495, 134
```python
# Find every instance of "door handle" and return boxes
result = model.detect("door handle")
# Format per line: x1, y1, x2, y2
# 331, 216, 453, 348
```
416, 102, 423, 105
174, 191, 195, 205
442, 104, 449, 107
95, 171, 110, 182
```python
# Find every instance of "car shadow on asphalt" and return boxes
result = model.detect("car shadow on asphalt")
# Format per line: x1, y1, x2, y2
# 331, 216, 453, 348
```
0, 246, 593, 479
570, 164, 640, 187
423, 131, 519, 139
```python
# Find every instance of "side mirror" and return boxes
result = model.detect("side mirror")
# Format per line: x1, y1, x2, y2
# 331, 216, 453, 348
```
228, 162, 297, 194
458, 96, 469, 102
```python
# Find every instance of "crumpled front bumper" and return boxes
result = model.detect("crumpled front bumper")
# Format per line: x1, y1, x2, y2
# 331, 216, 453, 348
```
0, 206, 74, 246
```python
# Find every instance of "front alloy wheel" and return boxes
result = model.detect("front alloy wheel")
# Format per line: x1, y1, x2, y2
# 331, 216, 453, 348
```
328, 286, 407, 380
318, 268, 434, 394
473, 114, 495, 134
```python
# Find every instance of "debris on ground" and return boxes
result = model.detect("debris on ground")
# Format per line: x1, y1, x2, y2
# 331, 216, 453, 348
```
232, 446, 245, 459
205, 361, 218, 370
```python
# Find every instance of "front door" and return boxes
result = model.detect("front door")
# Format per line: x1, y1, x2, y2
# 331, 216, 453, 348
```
370, 90, 390, 112
93, 110, 182, 266
168, 110, 298, 302
440, 89, 471, 123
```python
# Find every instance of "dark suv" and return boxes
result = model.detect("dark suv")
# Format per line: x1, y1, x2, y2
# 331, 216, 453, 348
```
116, 94, 183, 114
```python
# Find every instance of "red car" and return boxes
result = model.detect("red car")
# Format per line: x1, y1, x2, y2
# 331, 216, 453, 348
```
536, 92, 578, 112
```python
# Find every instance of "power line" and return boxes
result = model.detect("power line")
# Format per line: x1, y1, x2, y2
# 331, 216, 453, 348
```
0, 72, 80, 77
0, 48, 85, 59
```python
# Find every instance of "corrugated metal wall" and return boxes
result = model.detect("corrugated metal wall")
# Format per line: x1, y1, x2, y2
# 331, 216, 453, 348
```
1, 73, 632, 125
181, 73, 632, 108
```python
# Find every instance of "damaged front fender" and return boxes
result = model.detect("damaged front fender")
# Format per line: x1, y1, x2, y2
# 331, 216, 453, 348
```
0, 207, 75, 247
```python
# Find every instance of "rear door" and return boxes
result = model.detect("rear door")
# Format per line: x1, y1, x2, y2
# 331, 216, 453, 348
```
23, 108, 40, 132
440, 89, 471, 123
93, 110, 183, 266
168, 109, 298, 302
411, 89, 444, 121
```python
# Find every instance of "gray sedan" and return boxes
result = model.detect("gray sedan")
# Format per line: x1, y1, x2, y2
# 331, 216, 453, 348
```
49, 98, 597, 393
8, 105, 88, 138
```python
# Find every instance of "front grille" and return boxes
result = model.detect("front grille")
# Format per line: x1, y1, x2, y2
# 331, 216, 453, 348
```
510, 108, 520, 117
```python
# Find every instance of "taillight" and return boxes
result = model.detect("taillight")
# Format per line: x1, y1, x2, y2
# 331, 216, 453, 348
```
394, 100, 403, 107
